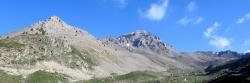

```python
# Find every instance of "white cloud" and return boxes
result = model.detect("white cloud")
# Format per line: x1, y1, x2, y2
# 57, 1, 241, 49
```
203, 22, 219, 37
236, 13, 250, 24
186, 1, 197, 13
209, 37, 231, 49
203, 22, 231, 49
177, 16, 203, 25
140, 0, 169, 21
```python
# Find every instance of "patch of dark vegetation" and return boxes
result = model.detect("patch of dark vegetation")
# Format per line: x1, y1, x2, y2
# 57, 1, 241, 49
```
0, 39, 24, 48
0, 40, 6, 47
77, 71, 160, 83
209, 75, 250, 83
26, 70, 69, 83
78, 71, 212, 83
39, 28, 46, 35
206, 54, 250, 83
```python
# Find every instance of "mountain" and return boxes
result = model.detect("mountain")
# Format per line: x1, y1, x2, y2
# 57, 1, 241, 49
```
0, 16, 186, 82
103, 30, 175, 55
205, 53, 250, 83
0, 16, 244, 83
103, 31, 241, 70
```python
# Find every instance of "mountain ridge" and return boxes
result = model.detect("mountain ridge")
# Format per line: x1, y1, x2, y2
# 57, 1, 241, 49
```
0, 16, 245, 83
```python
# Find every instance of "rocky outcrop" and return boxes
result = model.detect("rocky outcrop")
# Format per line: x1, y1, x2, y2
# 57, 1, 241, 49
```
104, 30, 175, 55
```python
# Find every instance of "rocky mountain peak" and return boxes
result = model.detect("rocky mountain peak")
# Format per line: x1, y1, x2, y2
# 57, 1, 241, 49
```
38, 16, 67, 28
104, 30, 174, 54
124, 30, 161, 41
42, 16, 65, 26
14, 16, 78, 36
48, 16, 61, 21
2, 16, 96, 43
119, 30, 163, 47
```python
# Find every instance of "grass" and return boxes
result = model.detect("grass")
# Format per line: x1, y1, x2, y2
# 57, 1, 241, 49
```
161, 75, 209, 83
0, 40, 6, 47
77, 71, 160, 83
77, 71, 213, 83
114, 71, 158, 81
246, 77, 250, 81
0, 39, 24, 48
0, 70, 23, 83
26, 70, 69, 83
0, 69, 70, 83
0, 69, 211, 83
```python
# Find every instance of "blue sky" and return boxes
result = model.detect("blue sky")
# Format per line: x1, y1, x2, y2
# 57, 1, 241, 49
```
0, 0, 250, 52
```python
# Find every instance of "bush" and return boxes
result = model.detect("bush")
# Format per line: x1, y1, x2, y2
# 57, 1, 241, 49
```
26, 71, 69, 83
0, 40, 6, 47
39, 28, 46, 35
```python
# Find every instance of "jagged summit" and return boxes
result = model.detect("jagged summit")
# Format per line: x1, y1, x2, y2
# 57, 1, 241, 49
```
104, 30, 174, 54
121, 30, 161, 42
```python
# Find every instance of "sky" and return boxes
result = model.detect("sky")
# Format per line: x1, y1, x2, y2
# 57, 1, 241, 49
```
0, 0, 250, 52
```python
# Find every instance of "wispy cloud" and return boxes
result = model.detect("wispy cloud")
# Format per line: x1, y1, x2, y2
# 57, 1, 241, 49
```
139, 0, 169, 21
177, 1, 203, 25
177, 16, 190, 25
236, 13, 250, 24
177, 16, 203, 25
203, 22, 231, 49
204, 22, 219, 37
193, 17, 203, 24
186, 1, 197, 13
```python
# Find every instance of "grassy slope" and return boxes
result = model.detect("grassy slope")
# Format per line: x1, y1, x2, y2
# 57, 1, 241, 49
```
0, 39, 24, 48
0, 69, 213, 83
26, 71, 70, 83
0, 70, 70, 83
76, 71, 159, 83
76, 71, 211, 83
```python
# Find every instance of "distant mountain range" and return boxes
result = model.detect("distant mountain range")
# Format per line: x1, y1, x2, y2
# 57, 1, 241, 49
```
0, 16, 248, 83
